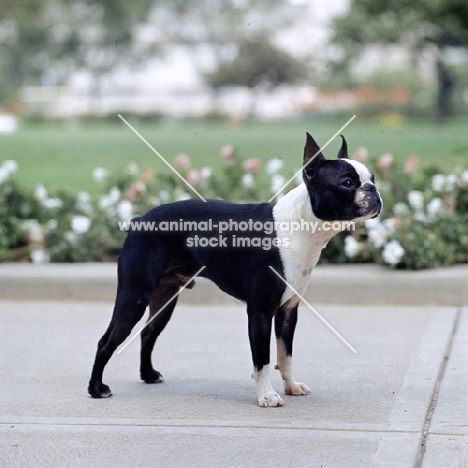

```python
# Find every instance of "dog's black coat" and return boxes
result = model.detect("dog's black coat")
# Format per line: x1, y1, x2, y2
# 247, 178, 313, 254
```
88, 132, 382, 406
128, 199, 286, 303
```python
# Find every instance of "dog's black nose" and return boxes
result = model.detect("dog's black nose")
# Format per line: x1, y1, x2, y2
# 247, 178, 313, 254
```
363, 183, 376, 193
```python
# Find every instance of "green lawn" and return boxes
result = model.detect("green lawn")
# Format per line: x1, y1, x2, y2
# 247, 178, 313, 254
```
1, 116, 468, 195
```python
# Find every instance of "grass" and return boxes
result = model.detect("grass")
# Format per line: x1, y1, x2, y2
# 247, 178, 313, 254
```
2, 115, 468, 195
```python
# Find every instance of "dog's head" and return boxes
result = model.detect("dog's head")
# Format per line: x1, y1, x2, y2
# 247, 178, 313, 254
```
302, 132, 382, 221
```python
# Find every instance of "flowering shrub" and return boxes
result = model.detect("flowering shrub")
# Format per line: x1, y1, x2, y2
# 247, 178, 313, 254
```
335, 152, 468, 269
0, 147, 467, 269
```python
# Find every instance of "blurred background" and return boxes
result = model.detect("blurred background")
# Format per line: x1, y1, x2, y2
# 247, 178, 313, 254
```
1, 0, 468, 179
1, 0, 468, 121
0, 0, 467, 266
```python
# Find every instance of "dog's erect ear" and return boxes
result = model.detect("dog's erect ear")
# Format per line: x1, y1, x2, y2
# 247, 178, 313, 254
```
303, 132, 325, 179
337, 135, 348, 159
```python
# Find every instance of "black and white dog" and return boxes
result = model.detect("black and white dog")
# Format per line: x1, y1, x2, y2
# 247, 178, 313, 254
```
88, 132, 382, 407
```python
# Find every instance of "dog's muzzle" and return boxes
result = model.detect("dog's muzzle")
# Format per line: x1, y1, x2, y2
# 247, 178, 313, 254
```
357, 184, 382, 218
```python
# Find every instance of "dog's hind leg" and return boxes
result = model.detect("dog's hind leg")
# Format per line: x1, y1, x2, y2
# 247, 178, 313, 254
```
140, 283, 179, 383
88, 244, 165, 398
87, 284, 153, 398
274, 303, 311, 396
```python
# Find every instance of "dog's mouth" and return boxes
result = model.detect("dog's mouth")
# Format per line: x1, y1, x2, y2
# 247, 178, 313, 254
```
370, 199, 383, 219
360, 197, 382, 220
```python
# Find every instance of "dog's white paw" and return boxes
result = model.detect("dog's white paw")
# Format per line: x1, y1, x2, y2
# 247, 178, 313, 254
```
253, 365, 284, 407
258, 392, 285, 408
285, 381, 311, 396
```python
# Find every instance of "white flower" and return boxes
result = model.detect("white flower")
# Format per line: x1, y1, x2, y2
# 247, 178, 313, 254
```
71, 215, 91, 234
200, 167, 212, 180
431, 174, 457, 192
30, 249, 50, 264
382, 218, 395, 234
408, 190, 424, 211
117, 200, 132, 221
99, 194, 113, 211
23, 219, 43, 243
393, 203, 410, 217
109, 187, 120, 203
426, 197, 444, 221
266, 158, 284, 175
382, 240, 405, 265
445, 174, 457, 192
364, 217, 380, 230
344, 236, 362, 258
99, 188, 120, 212
126, 161, 139, 175
42, 197, 63, 209
368, 227, 386, 248
461, 170, 468, 186
365, 218, 387, 248
241, 173, 254, 188
431, 174, 445, 192
92, 167, 107, 183
270, 175, 285, 193
2, 159, 18, 173
77, 191, 91, 204
34, 184, 48, 201
0, 159, 18, 184
76, 191, 93, 214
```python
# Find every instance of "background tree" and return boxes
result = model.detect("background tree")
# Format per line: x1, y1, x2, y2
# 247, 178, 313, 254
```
0, 0, 156, 105
204, 34, 307, 89
152, 0, 308, 116
330, 0, 468, 124
0, 0, 311, 114
153, 0, 305, 83
203, 34, 307, 118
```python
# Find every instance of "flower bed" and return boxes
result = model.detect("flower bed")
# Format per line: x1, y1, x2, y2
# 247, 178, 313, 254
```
1, 145, 467, 268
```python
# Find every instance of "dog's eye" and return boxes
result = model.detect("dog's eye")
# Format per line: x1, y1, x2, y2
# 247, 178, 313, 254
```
342, 179, 353, 188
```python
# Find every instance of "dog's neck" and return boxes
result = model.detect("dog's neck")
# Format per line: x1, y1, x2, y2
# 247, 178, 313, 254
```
273, 183, 343, 305
274, 184, 340, 237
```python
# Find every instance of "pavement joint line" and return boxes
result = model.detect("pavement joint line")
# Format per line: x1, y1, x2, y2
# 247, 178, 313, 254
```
0, 421, 420, 434
269, 266, 357, 353
268, 114, 356, 202
117, 266, 206, 354
118, 114, 207, 202
414, 307, 462, 468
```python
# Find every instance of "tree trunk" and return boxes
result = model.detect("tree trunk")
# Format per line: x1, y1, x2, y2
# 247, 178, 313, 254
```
434, 47, 454, 125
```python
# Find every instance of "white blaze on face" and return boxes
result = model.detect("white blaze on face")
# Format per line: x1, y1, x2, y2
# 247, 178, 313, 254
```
341, 159, 374, 185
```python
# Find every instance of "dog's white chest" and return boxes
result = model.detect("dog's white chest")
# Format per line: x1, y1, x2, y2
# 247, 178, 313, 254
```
273, 185, 334, 305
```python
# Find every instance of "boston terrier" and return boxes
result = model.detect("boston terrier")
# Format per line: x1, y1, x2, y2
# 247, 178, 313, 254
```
88, 132, 382, 407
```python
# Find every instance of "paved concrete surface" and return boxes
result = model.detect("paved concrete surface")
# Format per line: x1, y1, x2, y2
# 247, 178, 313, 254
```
1, 295, 467, 467
1, 263, 467, 305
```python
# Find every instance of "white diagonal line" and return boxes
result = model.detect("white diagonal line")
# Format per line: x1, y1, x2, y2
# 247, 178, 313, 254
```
117, 266, 206, 354
118, 114, 207, 202
269, 266, 357, 353
268, 115, 356, 202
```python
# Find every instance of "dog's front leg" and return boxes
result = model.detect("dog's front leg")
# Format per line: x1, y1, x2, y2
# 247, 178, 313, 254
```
274, 304, 311, 396
248, 307, 284, 407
